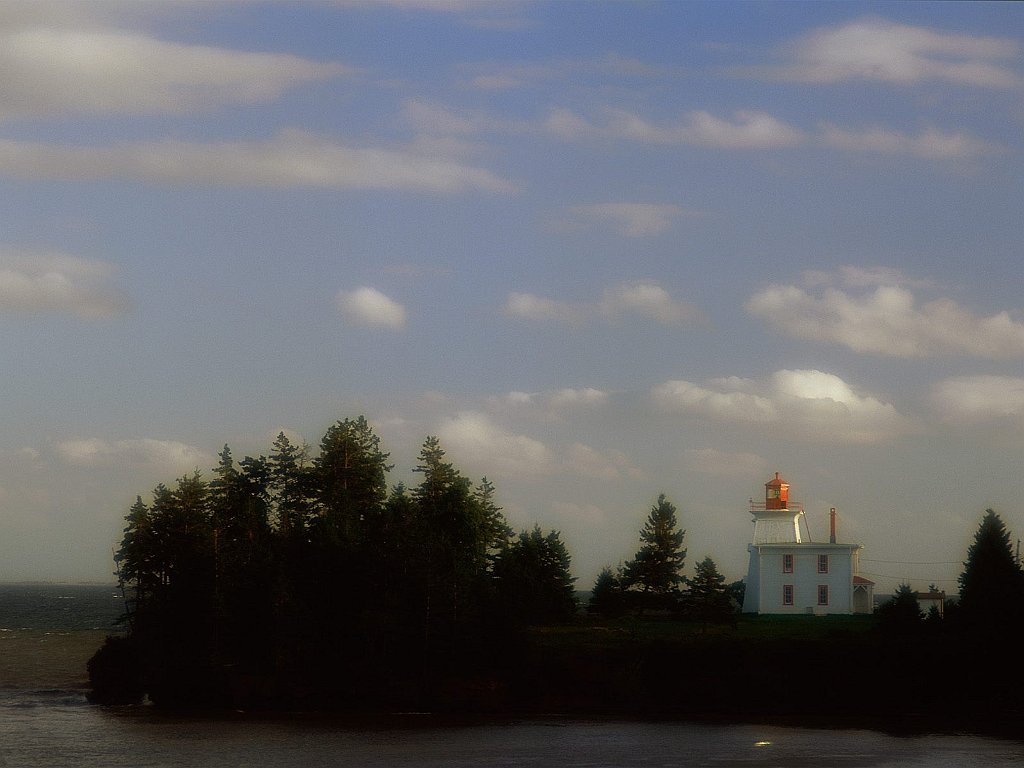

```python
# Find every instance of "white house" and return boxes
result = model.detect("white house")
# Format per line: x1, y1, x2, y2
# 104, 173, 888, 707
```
914, 589, 946, 618
742, 473, 874, 615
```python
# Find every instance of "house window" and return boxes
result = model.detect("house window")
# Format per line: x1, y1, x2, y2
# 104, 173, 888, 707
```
783, 554, 793, 573
818, 585, 829, 606
783, 584, 794, 606
817, 554, 829, 574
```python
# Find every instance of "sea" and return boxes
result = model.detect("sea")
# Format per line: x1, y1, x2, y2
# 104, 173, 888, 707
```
1, 583, 1022, 768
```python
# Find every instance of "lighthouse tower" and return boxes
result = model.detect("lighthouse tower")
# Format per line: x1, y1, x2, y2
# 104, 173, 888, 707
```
742, 472, 871, 615
751, 472, 804, 544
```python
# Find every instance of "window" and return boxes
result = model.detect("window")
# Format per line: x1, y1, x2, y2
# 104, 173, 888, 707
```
783, 584, 794, 606
818, 585, 829, 606
783, 553, 793, 573
817, 554, 829, 574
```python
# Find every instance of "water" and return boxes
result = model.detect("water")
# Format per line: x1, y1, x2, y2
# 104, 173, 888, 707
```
1, 584, 1022, 767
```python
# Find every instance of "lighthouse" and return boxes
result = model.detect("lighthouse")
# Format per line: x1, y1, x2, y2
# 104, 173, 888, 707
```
750, 472, 804, 544
741, 473, 873, 615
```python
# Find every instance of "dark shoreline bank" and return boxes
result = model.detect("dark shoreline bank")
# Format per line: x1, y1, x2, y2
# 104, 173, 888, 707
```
89, 616, 1024, 742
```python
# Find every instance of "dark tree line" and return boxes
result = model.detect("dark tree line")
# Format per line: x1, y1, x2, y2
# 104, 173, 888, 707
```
88, 418, 577, 709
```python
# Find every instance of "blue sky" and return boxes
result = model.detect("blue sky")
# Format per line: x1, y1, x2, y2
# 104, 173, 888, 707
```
1, 1, 1023, 593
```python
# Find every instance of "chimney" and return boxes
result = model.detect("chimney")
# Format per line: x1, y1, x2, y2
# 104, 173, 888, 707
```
829, 507, 837, 544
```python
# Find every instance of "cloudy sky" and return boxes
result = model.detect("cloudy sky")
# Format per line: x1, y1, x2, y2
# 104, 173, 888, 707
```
1, 1, 1022, 593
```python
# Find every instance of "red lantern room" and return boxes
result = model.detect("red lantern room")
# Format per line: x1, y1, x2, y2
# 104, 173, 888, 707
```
765, 472, 789, 510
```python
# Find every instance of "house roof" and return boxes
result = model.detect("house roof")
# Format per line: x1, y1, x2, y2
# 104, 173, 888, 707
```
853, 575, 875, 585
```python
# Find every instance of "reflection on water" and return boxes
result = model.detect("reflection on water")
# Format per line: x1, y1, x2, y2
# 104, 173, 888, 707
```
3, 707, 1023, 768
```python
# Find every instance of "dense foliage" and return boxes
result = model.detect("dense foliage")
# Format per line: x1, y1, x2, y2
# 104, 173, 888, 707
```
89, 417, 576, 709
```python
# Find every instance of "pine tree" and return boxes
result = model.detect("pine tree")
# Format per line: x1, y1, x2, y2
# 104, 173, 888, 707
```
622, 494, 686, 611
493, 526, 578, 625
876, 583, 923, 636
412, 436, 487, 649
473, 477, 513, 568
588, 566, 626, 617
686, 556, 733, 631
268, 432, 314, 537
314, 416, 392, 543
958, 509, 1024, 634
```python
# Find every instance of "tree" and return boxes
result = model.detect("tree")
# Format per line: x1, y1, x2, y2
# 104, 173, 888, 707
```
686, 557, 734, 631
314, 416, 392, 544
876, 583, 923, 636
473, 477, 513, 567
492, 526, 578, 626
958, 509, 1024, 635
208, 445, 274, 672
412, 436, 490, 651
268, 432, 314, 537
621, 494, 686, 611
588, 566, 626, 618
115, 496, 157, 623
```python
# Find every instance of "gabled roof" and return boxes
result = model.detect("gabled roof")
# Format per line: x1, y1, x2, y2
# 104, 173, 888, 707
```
853, 575, 875, 585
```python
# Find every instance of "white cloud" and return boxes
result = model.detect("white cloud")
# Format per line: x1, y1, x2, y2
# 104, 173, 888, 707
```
751, 17, 1021, 88
56, 438, 211, 472
434, 409, 638, 481
653, 369, 908, 444
567, 203, 702, 237
653, 379, 778, 423
0, 251, 128, 317
931, 376, 1024, 424
488, 388, 609, 420
547, 388, 609, 409
504, 291, 584, 326
505, 281, 704, 327
437, 411, 553, 476
601, 282, 705, 325
747, 273, 1024, 359
566, 442, 643, 481
0, 131, 515, 193
0, 26, 345, 121
821, 124, 999, 160
548, 108, 805, 149
337, 287, 407, 329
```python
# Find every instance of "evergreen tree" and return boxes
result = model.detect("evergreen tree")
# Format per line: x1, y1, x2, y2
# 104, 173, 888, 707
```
412, 436, 488, 652
115, 496, 156, 623
876, 583, 923, 636
588, 566, 626, 617
314, 416, 392, 543
268, 432, 314, 537
207, 445, 274, 672
958, 509, 1024, 635
473, 477, 513, 567
686, 556, 734, 631
622, 494, 686, 611
493, 526, 578, 626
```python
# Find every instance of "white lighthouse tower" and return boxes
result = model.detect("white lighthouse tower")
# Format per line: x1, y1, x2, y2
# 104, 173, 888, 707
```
742, 472, 873, 615
750, 472, 804, 544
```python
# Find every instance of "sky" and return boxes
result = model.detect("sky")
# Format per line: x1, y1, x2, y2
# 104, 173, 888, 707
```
1, 1, 1022, 594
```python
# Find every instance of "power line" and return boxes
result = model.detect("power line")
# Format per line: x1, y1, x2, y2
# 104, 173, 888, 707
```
861, 559, 960, 565
859, 570, 959, 584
